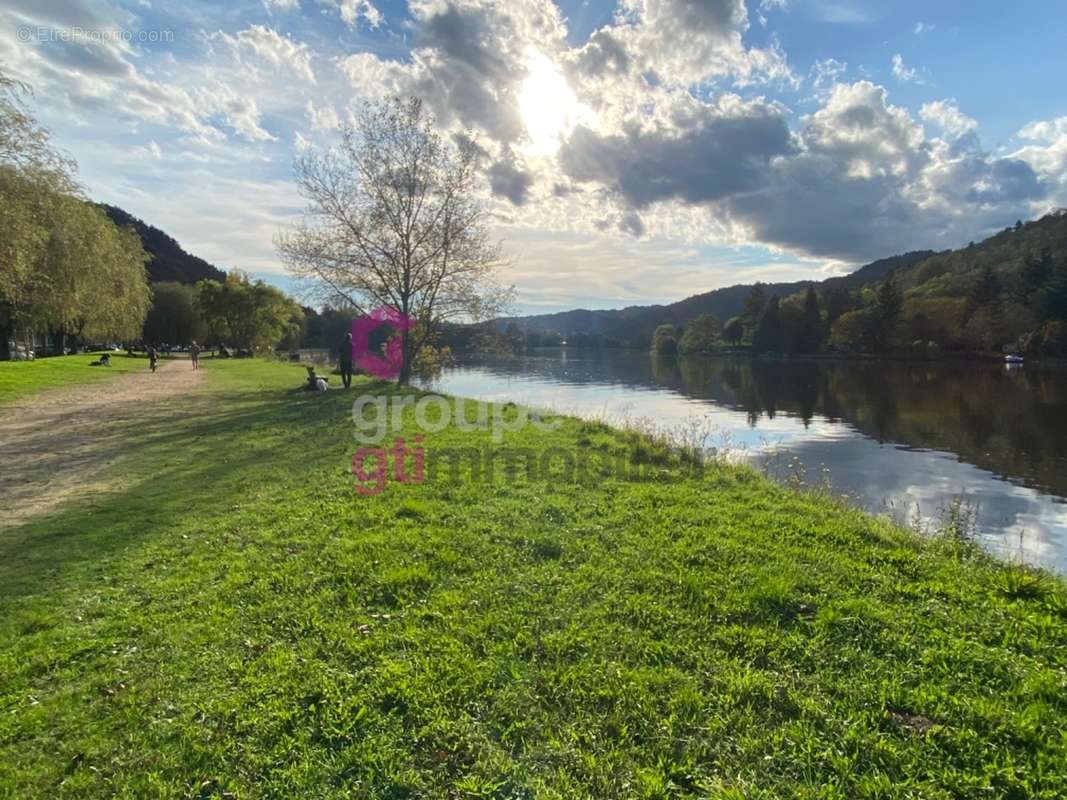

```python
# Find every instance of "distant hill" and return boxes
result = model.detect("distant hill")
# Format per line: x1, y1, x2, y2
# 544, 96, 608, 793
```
501, 250, 936, 346
895, 212, 1067, 299
99, 204, 226, 285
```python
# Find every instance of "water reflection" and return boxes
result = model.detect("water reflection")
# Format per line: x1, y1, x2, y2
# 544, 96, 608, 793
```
423, 350, 1067, 572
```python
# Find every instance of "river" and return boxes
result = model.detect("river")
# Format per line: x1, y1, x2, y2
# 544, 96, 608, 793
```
421, 350, 1067, 573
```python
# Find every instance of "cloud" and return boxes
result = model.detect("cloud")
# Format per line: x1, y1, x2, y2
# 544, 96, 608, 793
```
891, 53, 918, 82
608, 0, 796, 87
203, 85, 276, 141
809, 57, 847, 94
489, 158, 535, 205
721, 82, 1046, 260
7, 0, 1067, 300
305, 99, 340, 131
921, 100, 977, 139
320, 0, 383, 28
397, 0, 568, 146
1013, 117, 1067, 203
559, 95, 795, 209
214, 25, 316, 84
914, 21, 935, 34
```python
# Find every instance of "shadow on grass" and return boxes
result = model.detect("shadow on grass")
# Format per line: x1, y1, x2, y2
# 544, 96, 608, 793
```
0, 381, 407, 604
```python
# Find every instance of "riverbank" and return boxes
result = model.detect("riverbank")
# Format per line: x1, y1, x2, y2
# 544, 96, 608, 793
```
513, 345, 1067, 365
1, 359, 1064, 798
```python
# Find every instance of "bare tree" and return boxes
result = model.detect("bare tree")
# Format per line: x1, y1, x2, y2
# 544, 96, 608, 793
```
276, 97, 512, 384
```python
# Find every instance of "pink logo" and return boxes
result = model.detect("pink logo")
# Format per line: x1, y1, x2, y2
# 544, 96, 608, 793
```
352, 307, 414, 380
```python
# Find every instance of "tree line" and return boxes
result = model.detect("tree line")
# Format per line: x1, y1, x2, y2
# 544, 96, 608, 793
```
646, 216, 1067, 359
0, 70, 309, 359
145, 273, 305, 353
0, 71, 150, 357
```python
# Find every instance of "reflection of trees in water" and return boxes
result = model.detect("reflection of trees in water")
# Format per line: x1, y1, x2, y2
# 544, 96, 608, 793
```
478, 352, 1067, 498
667, 356, 1067, 497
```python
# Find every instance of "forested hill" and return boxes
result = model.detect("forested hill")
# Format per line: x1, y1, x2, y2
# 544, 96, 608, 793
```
99, 204, 226, 285
499, 250, 935, 346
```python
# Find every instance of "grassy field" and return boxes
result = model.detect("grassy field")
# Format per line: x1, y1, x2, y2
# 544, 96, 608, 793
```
0, 352, 156, 404
1, 359, 1065, 798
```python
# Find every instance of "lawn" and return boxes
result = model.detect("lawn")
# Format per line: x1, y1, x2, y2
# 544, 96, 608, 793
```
0, 352, 156, 404
1, 359, 1064, 798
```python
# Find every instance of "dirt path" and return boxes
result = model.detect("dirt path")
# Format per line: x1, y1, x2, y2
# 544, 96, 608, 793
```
0, 359, 205, 529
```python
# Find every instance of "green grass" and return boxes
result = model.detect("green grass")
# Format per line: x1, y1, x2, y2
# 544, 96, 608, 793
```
1, 358, 1065, 798
0, 352, 155, 404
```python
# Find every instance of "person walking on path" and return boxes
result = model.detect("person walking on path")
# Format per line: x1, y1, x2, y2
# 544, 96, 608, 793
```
190, 341, 201, 370
147, 345, 158, 373
338, 332, 354, 389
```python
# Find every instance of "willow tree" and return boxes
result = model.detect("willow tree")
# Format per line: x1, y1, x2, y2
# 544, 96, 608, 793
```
0, 72, 77, 353
276, 97, 512, 384
0, 70, 150, 353
32, 195, 151, 346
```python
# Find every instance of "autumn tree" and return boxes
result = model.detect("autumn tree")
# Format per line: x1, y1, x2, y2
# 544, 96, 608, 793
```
277, 97, 513, 384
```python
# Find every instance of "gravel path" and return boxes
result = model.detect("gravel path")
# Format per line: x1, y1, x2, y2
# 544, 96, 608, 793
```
0, 358, 204, 529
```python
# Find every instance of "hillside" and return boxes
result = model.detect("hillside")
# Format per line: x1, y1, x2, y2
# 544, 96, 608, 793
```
501, 211, 1067, 357
99, 204, 226, 285
502, 251, 935, 346
899, 212, 1067, 299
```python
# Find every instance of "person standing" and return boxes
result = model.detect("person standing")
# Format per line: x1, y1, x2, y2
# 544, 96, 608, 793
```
190, 341, 201, 370
338, 332, 354, 389
147, 345, 158, 373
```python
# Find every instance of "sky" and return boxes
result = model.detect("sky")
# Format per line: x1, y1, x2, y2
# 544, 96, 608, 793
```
2, 0, 1066, 314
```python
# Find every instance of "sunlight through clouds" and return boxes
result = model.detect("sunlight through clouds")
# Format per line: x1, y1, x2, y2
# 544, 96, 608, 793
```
3, 0, 1066, 312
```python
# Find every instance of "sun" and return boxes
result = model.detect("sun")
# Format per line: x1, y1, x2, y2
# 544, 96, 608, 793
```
517, 49, 589, 155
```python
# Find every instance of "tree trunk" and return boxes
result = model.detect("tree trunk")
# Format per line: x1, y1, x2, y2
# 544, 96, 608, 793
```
398, 328, 412, 385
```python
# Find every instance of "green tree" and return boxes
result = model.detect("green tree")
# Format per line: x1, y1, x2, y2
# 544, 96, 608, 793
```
678, 314, 720, 355
40, 197, 150, 346
504, 322, 525, 354
722, 316, 744, 346
1021, 249, 1053, 298
196, 271, 303, 352
742, 283, 767, 339
751, 295, 784, 354
873, 270, 904, 350
798, 285, 824, 353
830, 308, 879, 352
969, 264, 1002, 309
1038, 260, 1067, 322
144, 282, 205, 345
824, 286, 855, 325
0, 71, 149, 354
650, 324, 678, 355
